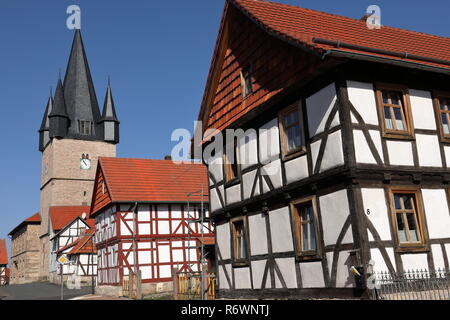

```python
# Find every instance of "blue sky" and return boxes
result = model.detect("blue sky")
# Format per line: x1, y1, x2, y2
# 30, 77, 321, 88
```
0, 0, 449, 252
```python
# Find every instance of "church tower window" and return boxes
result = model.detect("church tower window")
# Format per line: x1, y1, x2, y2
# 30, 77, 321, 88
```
78, 120, 93, 135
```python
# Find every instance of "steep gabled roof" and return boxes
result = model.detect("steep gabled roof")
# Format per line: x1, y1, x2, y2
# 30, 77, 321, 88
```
198, 0, 450, 133
57, 229, 96, 255
8, 213, 41, 236
0, 239, 8, 265
232, 0, 450, 69
49, 206, 91, 232
50, 215, 95, 240
91, 158, 208, 215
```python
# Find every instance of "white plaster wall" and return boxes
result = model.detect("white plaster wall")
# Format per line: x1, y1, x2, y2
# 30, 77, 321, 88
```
269, 207, 294, 253
401, 253, 428, 270
226, 184, 241, 205
218, 264, 232, 289
259, 119, 280, 164
141, 266, 152, 279
138, 223, 150, 235
216, 223, 231, 260
158, 245, 170, 263
251, 260, 270, 289
361, 188, 391, 241
306, 83, 339, 137
347, 81, 379, 125
284, 155, 309, 184
416, 134, 442, 167
353, 130, 384, 164
370, 248, 396, 272
320, 189, 353, 246
387, 141, 414, 166
353, 130, 376, 164
261, 159, 283, 193
138, 205, 150, 221
242, 169, 259, 200
409, 89, 436, 130
248, 213, 268, 255
327, 250, 354, 288
431, 244, 446, 269
158, 221, 170, 234
422, 189, 450, 239
238, 130, 258, 170
310, 139, 320, 171
234, 267, 252, 289
207, 149, 224, 184
275, 258, 297, 289
445, 146, 450, 167
210, 188, 221, 212
138, 251, 152, 264
320, 130, 344, 172
300, 261, 325, 288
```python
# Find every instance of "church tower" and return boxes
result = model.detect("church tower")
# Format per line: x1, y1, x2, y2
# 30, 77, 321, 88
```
38, 30, 119, 278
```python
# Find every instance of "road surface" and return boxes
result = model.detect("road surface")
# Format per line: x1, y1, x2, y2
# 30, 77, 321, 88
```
0, 282, 91, 300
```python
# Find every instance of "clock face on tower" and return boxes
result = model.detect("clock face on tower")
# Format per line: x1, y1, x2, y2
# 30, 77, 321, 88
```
80, 158, 91, 170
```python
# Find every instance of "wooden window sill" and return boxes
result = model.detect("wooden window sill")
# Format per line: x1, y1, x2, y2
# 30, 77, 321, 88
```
282, 148, 307, 162
295, 253, 322, 263
232, 261, 250, 268
395, 245, 429, 254
382, 132, 415, 141
224, 178, 240, 188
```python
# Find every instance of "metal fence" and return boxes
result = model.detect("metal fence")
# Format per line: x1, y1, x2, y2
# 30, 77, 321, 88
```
369, 269, 450, 300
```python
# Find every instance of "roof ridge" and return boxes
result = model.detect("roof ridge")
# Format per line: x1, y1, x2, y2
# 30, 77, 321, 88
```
100, 157, 203, 164
233, 0, 450, 41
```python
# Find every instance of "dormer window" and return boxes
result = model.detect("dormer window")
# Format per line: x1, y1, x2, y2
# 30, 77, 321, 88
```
240, 66, 253, 98
78, 120, 93, 135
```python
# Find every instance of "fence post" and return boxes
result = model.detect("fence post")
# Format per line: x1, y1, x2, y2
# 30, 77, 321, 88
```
172, 268, 179, 300
136, 270, 142, 300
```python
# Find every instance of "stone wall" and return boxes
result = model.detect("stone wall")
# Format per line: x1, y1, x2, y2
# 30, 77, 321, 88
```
39, 138, 116, 279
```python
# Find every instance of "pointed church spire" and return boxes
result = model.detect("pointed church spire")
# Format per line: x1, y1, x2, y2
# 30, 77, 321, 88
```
100, 80, 120, 143
38, 90, 54, 151
63, 29, 102, 139
38, 29, 120, 151
100, 81, 119, 123
49, 78, 69, 138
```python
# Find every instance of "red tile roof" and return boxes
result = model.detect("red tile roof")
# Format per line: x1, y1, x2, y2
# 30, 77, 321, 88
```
50, 206, 93, 232
198, 0, 450, 135
8, 213, 41, 236
25, 213, 41, 223
0, 239, 8, 265
58, 229, 96, 255
92, 158, 208, 215
232, 0, 450, 70
197, 237, 215, 246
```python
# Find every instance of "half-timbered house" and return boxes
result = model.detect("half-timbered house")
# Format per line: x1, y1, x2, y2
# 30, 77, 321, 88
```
197, 0, 450, 299
90, 157, 213, 297
56, 228, 97, 284
0, 239, 8, 286
48, 206, 94, 283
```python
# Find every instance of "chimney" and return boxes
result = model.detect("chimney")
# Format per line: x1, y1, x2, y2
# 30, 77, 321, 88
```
164, 155, 172, 161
